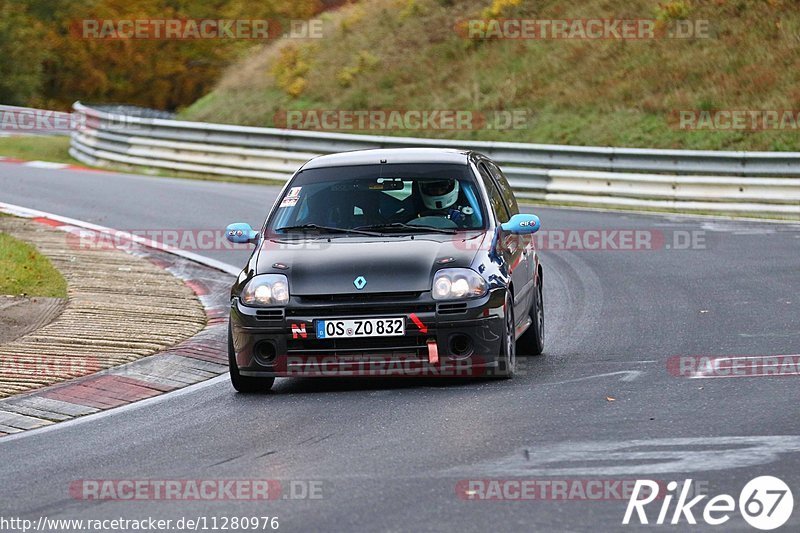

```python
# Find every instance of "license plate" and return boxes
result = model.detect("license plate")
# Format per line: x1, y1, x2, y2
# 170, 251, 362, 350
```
316, 317, 405, 339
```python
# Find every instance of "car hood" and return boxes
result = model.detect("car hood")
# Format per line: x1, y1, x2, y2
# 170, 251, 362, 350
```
256, 232, 489, 295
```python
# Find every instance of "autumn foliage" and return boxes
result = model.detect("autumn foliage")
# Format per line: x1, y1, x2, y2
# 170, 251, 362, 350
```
0, 0, 335, 110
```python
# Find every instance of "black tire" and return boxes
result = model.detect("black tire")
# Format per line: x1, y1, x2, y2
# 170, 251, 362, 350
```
517, 280, 544, 356
494, 293, 517, 379
228, 321, 275, 393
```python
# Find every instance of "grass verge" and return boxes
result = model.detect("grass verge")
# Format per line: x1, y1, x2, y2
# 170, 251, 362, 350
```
0, 231, 67, 297
0, 136, 74, 164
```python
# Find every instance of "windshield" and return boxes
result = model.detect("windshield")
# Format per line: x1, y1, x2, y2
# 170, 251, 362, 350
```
267, 163, 486, 235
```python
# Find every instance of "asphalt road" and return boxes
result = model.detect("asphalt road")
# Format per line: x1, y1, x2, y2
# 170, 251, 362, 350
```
1, 162, 799, 532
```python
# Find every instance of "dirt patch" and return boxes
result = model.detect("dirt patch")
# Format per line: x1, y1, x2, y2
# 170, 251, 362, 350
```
0, 295, 66, 344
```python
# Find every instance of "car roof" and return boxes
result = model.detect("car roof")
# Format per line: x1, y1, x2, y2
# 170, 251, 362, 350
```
300, 148, 474, 170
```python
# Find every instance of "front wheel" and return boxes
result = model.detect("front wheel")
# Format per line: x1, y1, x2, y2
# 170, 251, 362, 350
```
494, 293, 516, 379
517, 281, 544, 356
228, 321, 275, 393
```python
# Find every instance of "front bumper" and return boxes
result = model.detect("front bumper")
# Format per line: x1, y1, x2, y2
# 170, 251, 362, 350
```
230, 289, 507, 378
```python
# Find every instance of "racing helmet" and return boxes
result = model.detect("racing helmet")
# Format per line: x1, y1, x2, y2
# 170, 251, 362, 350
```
420, 179, 460, 210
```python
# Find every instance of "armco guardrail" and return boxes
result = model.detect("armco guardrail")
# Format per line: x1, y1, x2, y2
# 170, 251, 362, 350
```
69, 102, 800, 219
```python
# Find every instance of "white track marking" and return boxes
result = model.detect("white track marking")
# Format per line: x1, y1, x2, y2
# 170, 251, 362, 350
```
548, 370, 643, 385
23, 161, 69, 169
451, 436, 800, 476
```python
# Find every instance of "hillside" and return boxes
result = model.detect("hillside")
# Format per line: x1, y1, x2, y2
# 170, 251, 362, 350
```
180, 0, 800, 151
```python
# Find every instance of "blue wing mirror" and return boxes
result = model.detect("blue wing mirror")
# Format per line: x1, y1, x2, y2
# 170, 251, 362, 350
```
226, 223, 260, 244
500, 214, 541, 234
489, 214, 541, 262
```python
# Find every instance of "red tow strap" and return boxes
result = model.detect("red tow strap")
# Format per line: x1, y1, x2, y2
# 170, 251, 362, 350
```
427, 339, 439, 364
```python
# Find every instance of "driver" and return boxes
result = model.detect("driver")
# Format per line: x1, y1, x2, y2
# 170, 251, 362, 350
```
419, 179, 475, 225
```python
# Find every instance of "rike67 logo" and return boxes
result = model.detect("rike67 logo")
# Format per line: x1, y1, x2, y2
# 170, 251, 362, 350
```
623, 476, 794, 530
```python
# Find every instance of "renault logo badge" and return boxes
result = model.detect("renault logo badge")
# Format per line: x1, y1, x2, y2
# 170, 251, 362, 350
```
353, 276, 367, 290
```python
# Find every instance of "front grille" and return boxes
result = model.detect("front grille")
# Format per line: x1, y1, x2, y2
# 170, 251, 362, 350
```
298, 291, 422, 303
286, 292, 435, 317
287, 304, 434, 317
288, 293, 433, 318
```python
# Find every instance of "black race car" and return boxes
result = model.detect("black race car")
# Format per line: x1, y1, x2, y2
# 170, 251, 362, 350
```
225, 148, 543, 392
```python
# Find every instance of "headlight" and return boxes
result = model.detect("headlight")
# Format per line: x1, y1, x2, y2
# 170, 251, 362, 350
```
432, 268, 487, 300
241, 274, 290, 306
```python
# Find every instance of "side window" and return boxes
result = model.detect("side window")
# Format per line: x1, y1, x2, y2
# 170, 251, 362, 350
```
487, 162, 519, 215
478, 163, 510, 223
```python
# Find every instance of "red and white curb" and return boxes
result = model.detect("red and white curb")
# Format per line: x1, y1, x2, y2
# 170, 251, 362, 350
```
0, 203, 237, 436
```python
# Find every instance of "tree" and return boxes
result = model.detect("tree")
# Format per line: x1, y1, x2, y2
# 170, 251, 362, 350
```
0, 1, 48, 105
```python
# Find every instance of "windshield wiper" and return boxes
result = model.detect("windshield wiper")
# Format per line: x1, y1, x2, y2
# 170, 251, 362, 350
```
276, 224, 382, 237
355, 222, 457, 234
